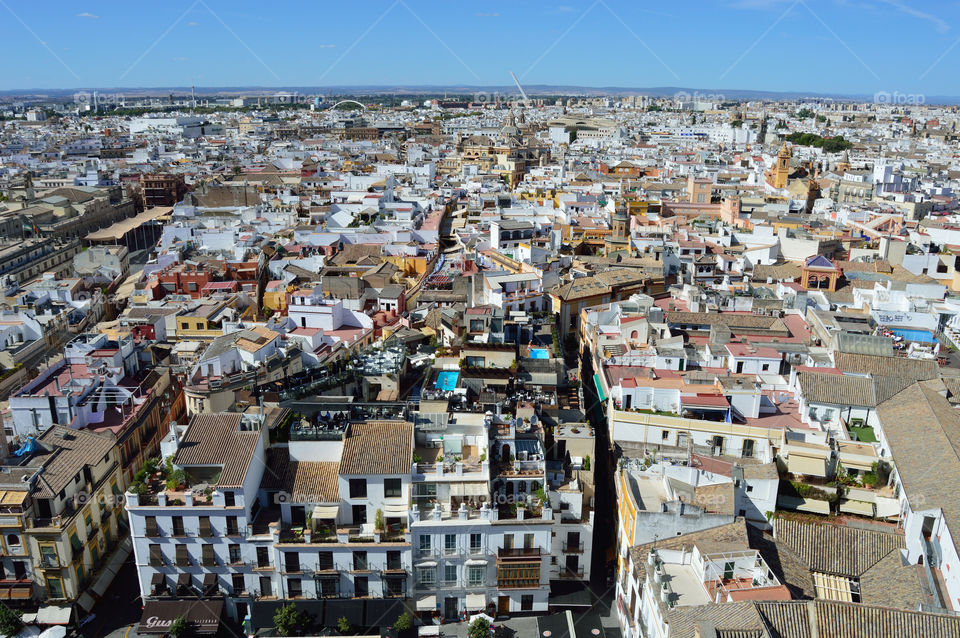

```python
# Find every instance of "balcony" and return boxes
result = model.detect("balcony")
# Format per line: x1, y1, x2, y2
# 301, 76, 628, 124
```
562, 541, 584, 553
497, 547, 541, 560
558, 567, 585, 579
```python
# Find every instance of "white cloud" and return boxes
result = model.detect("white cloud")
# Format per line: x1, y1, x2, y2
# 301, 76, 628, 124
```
188, 21, 199, 26
76, 12, 99, 18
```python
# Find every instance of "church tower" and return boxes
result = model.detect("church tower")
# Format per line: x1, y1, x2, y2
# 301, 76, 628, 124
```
767, 142, 791, 189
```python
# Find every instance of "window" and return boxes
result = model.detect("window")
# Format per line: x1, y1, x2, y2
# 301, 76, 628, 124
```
226, 517, 239, 536
470, 533, 483, 553
5, 533, 20, 548
353, 551, 368, 572
260, 577, 273, 598
285, 553, 300, 573
444, 564, 457, 584
419, 535, 432, 554
198, 516, 212, 538
232, 573, 245, 594
521, 595, 534, 611
384, 575, 406, 597
171, 516, 184, 536
444, 534, 457, 555
223, 492, 236, 507
497, 563, 540, 589
416, 566, 436, 587
176, 545, 190, 567
523, 533, 534, 550
467, 565, 485, 586
661, 430, 670, 441
465, 356, 485, 368
288, 578, 302, 598
386, 551, 402, 571
40, 545, 58, 568
47, 577, 64, 599
349, 479, 367, 499
384, 478, 402, 498
351, 504, 367, 525
149, 545, 163, 566
202, 544, 215, 566
145, 516, 159, 537
355, 576, 368, 597
228, 544, 241, 565
317, 551, 334, 571
317, 576, 339, 597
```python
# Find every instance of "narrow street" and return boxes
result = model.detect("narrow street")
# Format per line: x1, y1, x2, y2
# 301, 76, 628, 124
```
580, 345, 616, 596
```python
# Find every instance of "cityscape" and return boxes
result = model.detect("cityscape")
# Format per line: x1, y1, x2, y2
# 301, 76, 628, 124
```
3, 2, 960, 638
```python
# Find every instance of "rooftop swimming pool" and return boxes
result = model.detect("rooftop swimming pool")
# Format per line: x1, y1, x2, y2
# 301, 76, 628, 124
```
530, 348, 549, 359
434, 370, 460, 391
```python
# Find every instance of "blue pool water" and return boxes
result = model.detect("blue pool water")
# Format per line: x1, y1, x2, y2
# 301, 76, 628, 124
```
530, 348, 549, 359
435, 370, 460, 391
891, 328, 935, 344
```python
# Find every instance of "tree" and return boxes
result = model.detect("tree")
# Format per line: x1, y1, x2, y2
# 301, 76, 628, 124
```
337, 615, 352, 634
0, 605, 22, 638
468, 617, 491, 638
274, 603, 308, 636
394, 612, 413, 632
168, 615, 187, 638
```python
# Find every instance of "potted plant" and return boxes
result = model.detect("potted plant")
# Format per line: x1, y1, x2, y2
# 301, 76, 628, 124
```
374, 508, 385, 532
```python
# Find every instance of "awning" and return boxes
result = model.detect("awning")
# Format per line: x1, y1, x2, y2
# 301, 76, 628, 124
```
151, 573, 165, 586
593, 373, 607, 402
8, 587, 31, 600
416, 595, 437, 611
203, 573, 217, 588
177, 573, 191, 587
449, 483, 489, 497
90, 537, 133, 600
312, 504, 339, 519
139, 600, 224, 635
37, 605, 72, 625
840, 499, 876, 516
465, 594, 486, 611
464, 558, 488, 566
384, 503, 409, 517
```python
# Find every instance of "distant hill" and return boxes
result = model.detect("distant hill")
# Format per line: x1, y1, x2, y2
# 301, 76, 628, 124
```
1, 84, 958, 104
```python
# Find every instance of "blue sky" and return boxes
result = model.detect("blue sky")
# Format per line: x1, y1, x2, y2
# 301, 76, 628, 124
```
3, 0, 960, 96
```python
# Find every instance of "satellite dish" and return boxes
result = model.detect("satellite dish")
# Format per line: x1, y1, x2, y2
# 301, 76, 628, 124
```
530, 414, 538, 425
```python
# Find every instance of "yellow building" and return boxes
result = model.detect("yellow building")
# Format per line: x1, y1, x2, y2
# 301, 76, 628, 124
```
766, 142, 792, 189
25, 426, 128, 613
